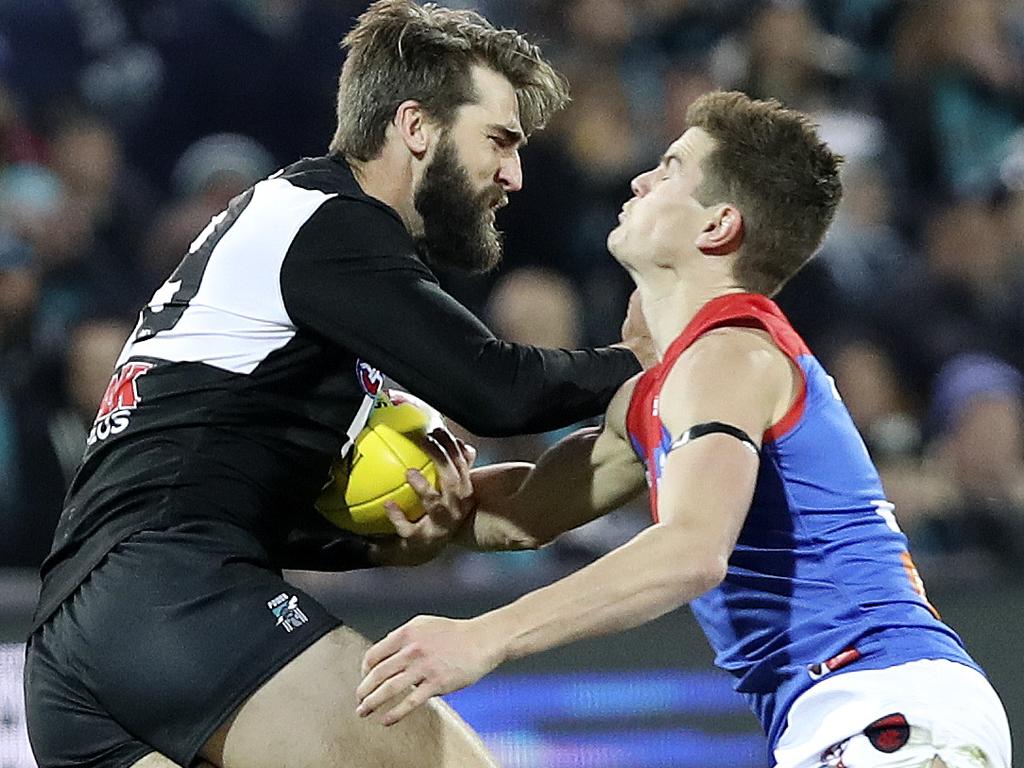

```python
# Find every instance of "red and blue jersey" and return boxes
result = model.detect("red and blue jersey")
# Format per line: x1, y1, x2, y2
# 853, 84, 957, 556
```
625, 293, 978, 751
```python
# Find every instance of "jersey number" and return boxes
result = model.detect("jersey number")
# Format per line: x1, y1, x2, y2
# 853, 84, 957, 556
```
135, 188, 254, 342
871, 500, 939, 618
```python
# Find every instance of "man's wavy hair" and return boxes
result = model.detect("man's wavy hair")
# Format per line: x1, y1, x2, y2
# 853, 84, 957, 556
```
330, 0, 569, 161
687, 91, 844, 296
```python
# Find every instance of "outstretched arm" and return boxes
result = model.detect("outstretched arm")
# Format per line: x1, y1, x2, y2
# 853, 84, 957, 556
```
280, 198, 642, 437
455, 376, 647, 552
355, 327, 799, 724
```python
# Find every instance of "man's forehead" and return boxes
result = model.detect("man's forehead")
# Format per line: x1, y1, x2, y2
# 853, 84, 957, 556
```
469, 65, 522, 133
665, 127, 715, 161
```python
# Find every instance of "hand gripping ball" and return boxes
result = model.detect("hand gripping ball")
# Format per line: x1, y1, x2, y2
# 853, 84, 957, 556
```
315, 390, 443, 535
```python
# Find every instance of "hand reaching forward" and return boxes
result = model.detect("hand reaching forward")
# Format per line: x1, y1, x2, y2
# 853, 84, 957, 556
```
369, 429, 477, 567
356, 615, 505, 725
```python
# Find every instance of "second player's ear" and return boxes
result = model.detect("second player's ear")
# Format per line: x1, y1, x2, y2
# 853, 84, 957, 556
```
394, 100, 433, 159
695, 205, 744, 256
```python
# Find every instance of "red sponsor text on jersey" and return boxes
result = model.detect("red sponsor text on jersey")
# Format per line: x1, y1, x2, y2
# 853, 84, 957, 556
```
89, 362, 153, 446
96, 362, 153, 421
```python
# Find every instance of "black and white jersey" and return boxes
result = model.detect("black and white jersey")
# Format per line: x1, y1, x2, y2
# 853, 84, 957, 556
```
34, 155, 638, 629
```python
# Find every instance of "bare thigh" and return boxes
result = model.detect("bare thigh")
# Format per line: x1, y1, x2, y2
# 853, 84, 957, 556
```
199, 625, 497, 768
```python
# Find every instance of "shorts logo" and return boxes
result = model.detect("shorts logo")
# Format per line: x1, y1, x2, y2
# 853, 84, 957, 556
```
864, 713, 910, 753
807, 647, 861, 681
356, 359, 383, 397
88, 362, 153, 446
267, 593, 308, 633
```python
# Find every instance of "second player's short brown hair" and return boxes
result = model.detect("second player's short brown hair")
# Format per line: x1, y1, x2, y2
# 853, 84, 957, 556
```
330, 0, 569, 161
686, 91, 843, 295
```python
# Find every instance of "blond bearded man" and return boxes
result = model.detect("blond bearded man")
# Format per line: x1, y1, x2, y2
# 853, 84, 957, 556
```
22, 3, 649, 767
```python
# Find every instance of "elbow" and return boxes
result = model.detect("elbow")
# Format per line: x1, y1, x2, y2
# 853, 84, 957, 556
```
687, 555, 728, 595
641, 554, 726, 618
662, 551, 727, 600
651, 526, 728, 599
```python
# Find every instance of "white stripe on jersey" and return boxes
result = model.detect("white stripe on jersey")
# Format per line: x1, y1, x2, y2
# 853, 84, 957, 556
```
117, 179, 337, 374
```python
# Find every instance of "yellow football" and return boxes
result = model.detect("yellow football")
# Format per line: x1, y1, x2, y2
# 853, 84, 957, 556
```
315, 390, 441, 535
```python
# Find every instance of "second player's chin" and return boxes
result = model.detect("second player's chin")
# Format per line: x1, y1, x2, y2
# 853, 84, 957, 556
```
607, 227, 626, 256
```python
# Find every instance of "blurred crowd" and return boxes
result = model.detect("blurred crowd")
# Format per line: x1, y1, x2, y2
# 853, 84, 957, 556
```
1, 0, 1023, 580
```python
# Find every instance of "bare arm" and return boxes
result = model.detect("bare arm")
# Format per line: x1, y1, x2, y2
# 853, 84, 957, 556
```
456, 376, 648, 552
356, 328, 800, 723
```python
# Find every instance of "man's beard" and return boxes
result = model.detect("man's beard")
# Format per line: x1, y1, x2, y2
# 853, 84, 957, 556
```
413, 136, 505, 274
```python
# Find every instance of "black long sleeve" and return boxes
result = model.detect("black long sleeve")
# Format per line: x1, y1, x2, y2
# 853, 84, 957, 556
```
280, 196, 639, 436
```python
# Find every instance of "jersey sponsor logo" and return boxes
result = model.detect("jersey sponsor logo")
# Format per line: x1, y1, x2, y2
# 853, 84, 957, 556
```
267, 592, 309, 633
356, 359, 383, 397
88, 362, 153, 446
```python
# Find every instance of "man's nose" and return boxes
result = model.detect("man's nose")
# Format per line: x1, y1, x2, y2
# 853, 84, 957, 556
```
631, 169, 654, 197
497, 150, 523, 193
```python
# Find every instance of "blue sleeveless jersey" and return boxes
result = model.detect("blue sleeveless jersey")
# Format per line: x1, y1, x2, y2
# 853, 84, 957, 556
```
625, 293, 979, 752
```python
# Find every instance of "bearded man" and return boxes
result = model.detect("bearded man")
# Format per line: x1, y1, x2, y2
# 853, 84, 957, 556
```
22, 3, 647, 767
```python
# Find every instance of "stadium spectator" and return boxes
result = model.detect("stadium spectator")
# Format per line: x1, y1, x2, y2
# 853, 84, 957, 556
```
878, 197, 1024, 400
885, 0, 1024, 204
141, 132, 275, 286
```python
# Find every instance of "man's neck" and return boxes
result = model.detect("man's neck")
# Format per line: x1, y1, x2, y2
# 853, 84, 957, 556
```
636, 276, 746, 359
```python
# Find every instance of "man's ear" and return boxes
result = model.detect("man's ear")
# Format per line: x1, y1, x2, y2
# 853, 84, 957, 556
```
695, 205, 744, 256
393, 100, 434, 159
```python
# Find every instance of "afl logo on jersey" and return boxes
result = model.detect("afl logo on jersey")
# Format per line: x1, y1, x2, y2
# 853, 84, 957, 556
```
88, 362, 153, 446
356, 359, 383, 397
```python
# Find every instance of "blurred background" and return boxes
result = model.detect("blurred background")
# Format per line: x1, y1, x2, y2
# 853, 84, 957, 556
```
0, 0, 1022, 765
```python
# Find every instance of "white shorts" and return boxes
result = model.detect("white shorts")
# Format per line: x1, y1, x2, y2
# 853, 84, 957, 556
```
773, 659, 1011, 768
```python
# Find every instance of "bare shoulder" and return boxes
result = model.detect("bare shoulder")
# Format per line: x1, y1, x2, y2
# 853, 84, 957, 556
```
686, 326, 792, 381
690, 325, 786, 365
660, 326, 797, 430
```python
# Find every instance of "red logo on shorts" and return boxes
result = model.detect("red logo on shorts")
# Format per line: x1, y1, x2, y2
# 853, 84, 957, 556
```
864, 713, 910, 753
89, 362, 153, 445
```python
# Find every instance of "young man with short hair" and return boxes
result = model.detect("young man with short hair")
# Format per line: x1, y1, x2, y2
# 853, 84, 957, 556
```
358, 91, 1012, 768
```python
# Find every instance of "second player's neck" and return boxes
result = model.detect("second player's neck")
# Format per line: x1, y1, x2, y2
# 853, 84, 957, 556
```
639, 282, 746, 359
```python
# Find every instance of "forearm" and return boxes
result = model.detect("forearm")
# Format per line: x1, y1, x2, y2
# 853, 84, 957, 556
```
298, 268, 636, 436
478, 525, 725, 663
391, 339, 638, 437
460, 428, 641, 551
455, 462, 537, 551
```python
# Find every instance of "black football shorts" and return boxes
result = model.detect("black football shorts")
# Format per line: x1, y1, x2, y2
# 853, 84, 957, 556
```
24, 520, 342, 768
